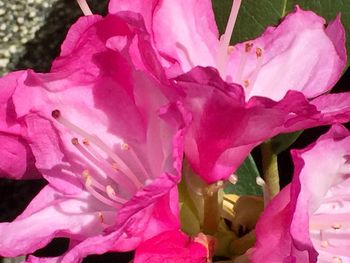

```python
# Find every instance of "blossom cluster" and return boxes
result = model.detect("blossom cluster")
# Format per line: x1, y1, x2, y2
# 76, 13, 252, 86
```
0, 0, 350, 262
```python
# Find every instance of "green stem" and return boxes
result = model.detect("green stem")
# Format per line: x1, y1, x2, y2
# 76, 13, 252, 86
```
261, 141, 280, 199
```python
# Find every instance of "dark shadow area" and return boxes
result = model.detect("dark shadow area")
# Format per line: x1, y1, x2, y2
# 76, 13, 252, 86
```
0, 179, 46, 222
33, 238, 70, 258
83, 252, 134, 263
277, 68, 350, 188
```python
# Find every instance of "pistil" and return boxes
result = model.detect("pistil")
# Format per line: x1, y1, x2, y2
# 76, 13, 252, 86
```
216, 0, 243, 77
76, 0, 93, 16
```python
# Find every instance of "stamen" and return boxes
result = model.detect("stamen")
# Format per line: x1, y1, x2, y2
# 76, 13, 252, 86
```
256, 176, 269, 206
71, 137, 79, 146
51, 110, 143, 189
106, 185, 128, 204
256, 48, 263, 58
85, 178, 122, 208
256, 176, 265, 187
248, 47, 264, 89
235, 43, 252, 83
76, 0, 93, 16
245, 43, 253, 52
216, 0, 243, 77
243, 80, 250, 88
333, 257, 342, 263
83, 138, 90, 146
321, 240, 329, 248
120, 142, 130, 151
227, 46, 234, 55
228, 174, 238, 185
175, 42, 195, 68
332, 224, 342, 230
82, 170, 105, 191
97, 211, 104, 223
51, 109, 61, 119
310, 213, 350, 230
76, 139, 137, 194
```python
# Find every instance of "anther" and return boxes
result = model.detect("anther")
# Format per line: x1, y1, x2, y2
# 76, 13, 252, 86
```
85, 175, 92, 187
332, 224, 342, 230
256, 48, 263, 58
83, 138, 90, 146
333, 257, 342, 263
228, 174, 238, 185
112, 162, 119, 171
256, 176, 265, 186
97, 212, 104, 223
71, 137, 79, 146
121, 143, 130, 151
227, 46, 234, 55
321, 240, 329, 248
82, 169, 90, 179
51, 109, 61, 119
243, 80, 250, 88
245, 43, 253, 53
106, 185, 117, 197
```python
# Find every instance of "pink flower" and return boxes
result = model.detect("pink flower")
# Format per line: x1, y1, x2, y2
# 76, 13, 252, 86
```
0, 13, 186, 262
134, 230, 211, 263
250, 124, 350, 262
109, 1, 350, 183
174, 67, 350, 183
109, 2, 346, 101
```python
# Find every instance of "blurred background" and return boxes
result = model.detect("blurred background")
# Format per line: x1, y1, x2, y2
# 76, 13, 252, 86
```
0, 0, 349, 262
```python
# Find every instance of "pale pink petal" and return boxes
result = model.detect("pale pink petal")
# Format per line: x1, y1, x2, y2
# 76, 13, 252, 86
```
290, 124, 350, 262
251, 124, 350, 262
0, 185, 117, 257
227, 7, 346, 101
134, 230, 207, 263
109, 0, 219, 72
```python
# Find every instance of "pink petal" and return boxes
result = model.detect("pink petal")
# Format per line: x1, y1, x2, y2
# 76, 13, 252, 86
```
109, 0, 219, 72
0, 133, 32, 179
134, 230, 207, 263
0, 185, 117, 257
251, 124, 350, 262
177, 67, 350, 183
228, 7, 346, 101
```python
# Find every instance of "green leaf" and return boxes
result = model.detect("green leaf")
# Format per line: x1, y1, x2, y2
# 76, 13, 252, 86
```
212, 0, 350, 69
224, 154, 263, 196
270, 130, 303, 154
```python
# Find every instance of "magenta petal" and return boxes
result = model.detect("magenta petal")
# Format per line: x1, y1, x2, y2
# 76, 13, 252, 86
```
176, 67, 350, 183
0, 133, 29, 179
250, 185, 295, 262
228, 7, 346, 101
134, 230, 207, 263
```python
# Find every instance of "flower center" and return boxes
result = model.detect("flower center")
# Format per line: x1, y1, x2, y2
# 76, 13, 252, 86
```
51, 109, 149, 210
